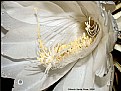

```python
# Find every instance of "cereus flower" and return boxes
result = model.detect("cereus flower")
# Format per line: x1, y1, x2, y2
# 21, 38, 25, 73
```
1, 1, 118, 91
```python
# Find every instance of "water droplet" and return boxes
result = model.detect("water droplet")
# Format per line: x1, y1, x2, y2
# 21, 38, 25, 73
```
18, 79, 23, 85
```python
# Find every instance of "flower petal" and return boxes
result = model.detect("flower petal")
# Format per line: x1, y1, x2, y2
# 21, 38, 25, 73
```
53, 29, 114, 90
2, 1, 65, 24
53, 54, 95, 90
13, 61, 76, 91
1, 22, 37, 59
1, 56, 31, 78
77, 1, 101, 17
1, 41, 37, 59
1, 7, 35, 31
12, 63, 46, 91
1, 7, 38, 59
52, 1, 84, 16
53, 8, 117, 90
15, 1, 65, 13
1, 9, 84, 59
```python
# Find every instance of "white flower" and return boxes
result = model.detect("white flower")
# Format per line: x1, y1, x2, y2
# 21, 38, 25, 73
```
1, 1, 117, 91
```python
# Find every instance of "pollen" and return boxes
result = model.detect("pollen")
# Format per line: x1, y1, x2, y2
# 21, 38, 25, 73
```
34, 8, 98, 72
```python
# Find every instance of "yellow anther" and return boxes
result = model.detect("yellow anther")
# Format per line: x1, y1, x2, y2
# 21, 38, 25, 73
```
35, 10, 96, 70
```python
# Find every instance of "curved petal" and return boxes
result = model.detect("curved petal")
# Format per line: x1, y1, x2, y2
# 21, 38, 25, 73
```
2, 1, 65, 24
53, 28, 114, 91
15, 1, 65, 13
52, 1, 84, 16
1, 56, 31, 78
2, 1, 89, 60
1, 7, 87, 59
40, 16, 83, 46
77, 1, 101, 17
1, 20, 38, 59
12, 61, 76, 91
12, 62, 46, 91
1, 1, 103, 61
93, 35, 108, 74
1, 2, 116, 91
3, 1, 97, 25
1, 7, 38, 59
1, 41, 37, 59
40, 61, 77, 90
53, 54, 95, 91
53, 6, 117, 90
1, 7, 35, 31
1, 1, 23, 10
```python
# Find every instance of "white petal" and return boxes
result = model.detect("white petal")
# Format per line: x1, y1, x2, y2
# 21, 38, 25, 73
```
1, 41, 37, 59
52, 1, 84, 16
93, 38, 107, 73
53, 12, 116, 89
77, 1, 101, 17
13, 77, 43, 91
1, 1, 23, 10
1, 22, 38, 59
1, 9, 39, 59
15, 1, 65, 13
54, 54, 95, 90
1, 11, 84, 59
12, 64, 46, 91
41, 61, 77, 90
54, 31, 113, 91
2, 1, 65, 24
13, 61, 76, 91
41, 18, 80, 46
1, 56, 31, 78
1, 7, 35, 31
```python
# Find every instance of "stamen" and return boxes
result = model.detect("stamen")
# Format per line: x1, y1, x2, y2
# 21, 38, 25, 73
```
34, 9, 99, 73
85, 17, 100, 37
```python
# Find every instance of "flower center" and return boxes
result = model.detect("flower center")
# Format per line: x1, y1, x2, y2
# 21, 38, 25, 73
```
34, 8, 100, 73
